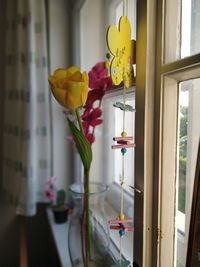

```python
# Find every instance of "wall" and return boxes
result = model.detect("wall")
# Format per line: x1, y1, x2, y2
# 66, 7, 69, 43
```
48, 0, 73, 190
80, 0, 106, 72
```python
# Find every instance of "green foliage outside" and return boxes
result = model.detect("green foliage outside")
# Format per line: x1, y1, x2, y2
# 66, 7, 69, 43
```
178, 106, 188, 213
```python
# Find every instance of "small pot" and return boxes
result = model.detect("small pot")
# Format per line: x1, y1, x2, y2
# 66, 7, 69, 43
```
52, 204, 68, 224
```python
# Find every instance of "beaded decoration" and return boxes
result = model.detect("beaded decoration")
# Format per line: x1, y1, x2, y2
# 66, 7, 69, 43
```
106, 1, 136, 266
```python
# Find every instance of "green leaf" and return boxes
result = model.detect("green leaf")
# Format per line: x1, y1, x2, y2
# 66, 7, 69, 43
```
113, 102, 135, 112
67, 119, 92, 171
56, 189, 66, 206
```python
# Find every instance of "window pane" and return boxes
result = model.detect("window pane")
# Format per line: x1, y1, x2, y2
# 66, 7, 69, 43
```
101, 91, 135, 191
164, 0, 200, 63
175, 78, 200, 267
114, 98, 135, 188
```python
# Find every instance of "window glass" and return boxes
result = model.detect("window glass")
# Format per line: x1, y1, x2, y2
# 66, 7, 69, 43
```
175, 78, 200, 267
101, 90, 135, 192
164, 0, 200, 63
114, 97, 135, 189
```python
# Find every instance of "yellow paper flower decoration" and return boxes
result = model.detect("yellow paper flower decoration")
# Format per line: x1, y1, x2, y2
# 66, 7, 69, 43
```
107, 16, 136, 88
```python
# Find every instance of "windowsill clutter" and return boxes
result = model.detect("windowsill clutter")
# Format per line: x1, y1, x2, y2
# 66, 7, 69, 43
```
47, 201, 133, 267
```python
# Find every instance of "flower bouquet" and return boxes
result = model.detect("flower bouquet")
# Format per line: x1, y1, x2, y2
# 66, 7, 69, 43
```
48, 62, 112, 266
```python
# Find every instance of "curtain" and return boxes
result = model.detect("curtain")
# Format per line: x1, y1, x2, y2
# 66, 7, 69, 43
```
3, 0, 51, 216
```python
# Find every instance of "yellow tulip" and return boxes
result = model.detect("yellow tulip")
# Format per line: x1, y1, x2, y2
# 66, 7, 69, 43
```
48, 66, 88, 110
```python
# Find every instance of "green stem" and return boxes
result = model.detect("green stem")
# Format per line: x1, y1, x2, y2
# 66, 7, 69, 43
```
84, 168, 91, 262
74, 108, 91, 263
75, 108, 84, 135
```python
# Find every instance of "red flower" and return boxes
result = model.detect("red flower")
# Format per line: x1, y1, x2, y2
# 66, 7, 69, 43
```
82, 107, 103, 140
80, 61, 113, 144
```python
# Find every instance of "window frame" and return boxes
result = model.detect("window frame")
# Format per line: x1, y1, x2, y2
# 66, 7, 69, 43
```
154, 0, 200, 266
70, 0, 154, 265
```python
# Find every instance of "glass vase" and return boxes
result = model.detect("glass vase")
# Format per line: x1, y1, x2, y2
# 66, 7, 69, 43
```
68, 182, 111, 267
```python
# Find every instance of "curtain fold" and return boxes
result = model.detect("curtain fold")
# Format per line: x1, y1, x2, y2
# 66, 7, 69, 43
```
3, 0, 51, 215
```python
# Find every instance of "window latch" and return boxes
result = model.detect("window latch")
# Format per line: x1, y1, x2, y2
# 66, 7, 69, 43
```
129, 185, 142, 194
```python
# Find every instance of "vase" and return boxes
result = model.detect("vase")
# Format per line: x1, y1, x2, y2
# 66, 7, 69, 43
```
68, 182, 111, 267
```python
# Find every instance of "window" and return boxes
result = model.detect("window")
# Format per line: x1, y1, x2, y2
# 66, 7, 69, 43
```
175, 78, 200, 267
164, 0, 200, 63
78, 0, 137, 263
155, 0, 200, 266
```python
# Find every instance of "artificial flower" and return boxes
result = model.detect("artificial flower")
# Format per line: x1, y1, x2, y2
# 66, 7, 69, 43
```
85, 89, 105, 110
82, 107, 103, 144
45, 189, 56, 202
80, 61, 112, 144
48, 66, 88, 110
88, 61, 113, 91
47, 176, 56, 186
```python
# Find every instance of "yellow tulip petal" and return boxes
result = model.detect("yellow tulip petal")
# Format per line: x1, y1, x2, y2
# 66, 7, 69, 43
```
51, 86, 67, 108
65, 91, 81, 110
67, 80, 85, 95
66, 66, 80, 79
81, 85, 88, 105
70, 71, 82, 82
66, 80, 86, 108
48, 66, 88, 110
48, 75, 56, 87
67, 66, 80, 74
53, 69, 67, 79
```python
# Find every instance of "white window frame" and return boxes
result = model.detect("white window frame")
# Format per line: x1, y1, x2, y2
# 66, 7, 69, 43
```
70, 0, 152, 266
154, 0, 200, 266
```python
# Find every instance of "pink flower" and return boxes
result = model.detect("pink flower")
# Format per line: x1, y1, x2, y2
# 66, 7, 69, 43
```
88, 62, 113, 93
47, 176, 56, 186
85, 89, 105, 110
45, 189, 56, 202
85, 133, 95, 144
79, 61, 112, 144
89, 62, 109, 89
82, 107, 103, 144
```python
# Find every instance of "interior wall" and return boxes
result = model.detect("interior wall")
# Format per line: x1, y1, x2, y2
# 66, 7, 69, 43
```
48, 0, 73, 190
80, 0, 106, 72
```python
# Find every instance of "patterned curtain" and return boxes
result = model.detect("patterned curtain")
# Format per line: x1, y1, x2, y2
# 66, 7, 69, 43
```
3, 0, 51, 215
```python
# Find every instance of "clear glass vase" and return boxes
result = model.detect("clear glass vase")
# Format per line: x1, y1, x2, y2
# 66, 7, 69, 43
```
68, 182, 111, 267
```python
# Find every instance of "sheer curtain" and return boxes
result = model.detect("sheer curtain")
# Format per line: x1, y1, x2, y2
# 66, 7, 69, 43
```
3, 0, 51, 215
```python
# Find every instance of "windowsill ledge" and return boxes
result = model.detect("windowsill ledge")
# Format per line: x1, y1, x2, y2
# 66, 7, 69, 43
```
47, 204, 133, 267
47, 208, 72, 267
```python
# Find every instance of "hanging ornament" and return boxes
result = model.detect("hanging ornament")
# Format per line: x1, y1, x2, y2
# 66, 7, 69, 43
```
106, 16, 136, 88
106, 1, 138, 266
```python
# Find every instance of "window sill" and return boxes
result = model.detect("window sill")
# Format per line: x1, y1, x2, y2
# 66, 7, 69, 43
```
47, 208, 72, 267
47, 204, 133, 267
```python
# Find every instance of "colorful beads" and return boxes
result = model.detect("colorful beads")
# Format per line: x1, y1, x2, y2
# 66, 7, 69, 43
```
121, 131, 127, 137
119, 212, 125, 220
119, 229, 126, 236
121, 148, 127, 155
